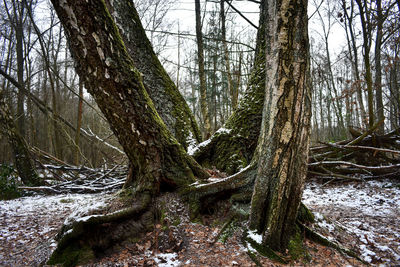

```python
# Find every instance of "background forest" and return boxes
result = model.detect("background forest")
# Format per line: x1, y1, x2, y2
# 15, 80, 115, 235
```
1, 0, 398, 169
0, 0, 400, 266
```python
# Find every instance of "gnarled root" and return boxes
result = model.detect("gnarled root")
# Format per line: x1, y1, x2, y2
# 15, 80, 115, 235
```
48, 193, 154, 266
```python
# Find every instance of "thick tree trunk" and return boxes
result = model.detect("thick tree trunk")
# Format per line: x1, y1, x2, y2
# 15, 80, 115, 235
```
195, 0, 212, 139
249, 0, 311, 252
106, 0, 202, 149
192, 1, 267, 174
50, 0, 208, 195
0, 89, 40, 186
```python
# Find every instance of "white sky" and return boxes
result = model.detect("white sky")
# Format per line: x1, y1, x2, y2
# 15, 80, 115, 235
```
152, 0, 347, 73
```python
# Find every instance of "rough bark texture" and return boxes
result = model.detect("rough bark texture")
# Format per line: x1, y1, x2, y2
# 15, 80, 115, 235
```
0, 89, 40, 186
249, 0, 311, 252
50, 0, 208, 195
192, 1, 267, 174
106, 0, 202, 149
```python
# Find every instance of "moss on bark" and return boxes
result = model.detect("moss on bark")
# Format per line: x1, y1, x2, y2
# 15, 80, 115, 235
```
192, 4, 267, 174
106, 0, 202, 150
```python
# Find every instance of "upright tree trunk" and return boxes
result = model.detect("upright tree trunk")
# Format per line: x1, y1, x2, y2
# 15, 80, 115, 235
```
193, 0, 267, 174
15, 1, 26, 138
0, 89, 40, 186
249, 0, 311, 252
356, 0, 374, 129
342, 0, 367, 129
374, 0, 384, 134
106, 0, 202, 149
195, 0, 212, 139
220, 0, 237, 109
50, 0, 208, 195
74, 79, 84, 166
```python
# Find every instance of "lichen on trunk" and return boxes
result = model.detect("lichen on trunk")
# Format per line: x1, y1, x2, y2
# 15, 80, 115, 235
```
106, 0, 202, 150
192, 1, 267, 174
50, 0, 208, 196
249, 0, 311, 252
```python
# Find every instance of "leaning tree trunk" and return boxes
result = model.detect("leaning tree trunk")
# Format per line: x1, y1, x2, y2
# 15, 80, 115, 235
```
249, 0, 311, 252
105, 0, 202, 149
0, 89, 41, 186
192, 0, 267, 174
50, 0, 208, 195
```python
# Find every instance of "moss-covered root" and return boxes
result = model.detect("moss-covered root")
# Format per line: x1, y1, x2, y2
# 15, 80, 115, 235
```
297, 202, 315, 224
298, 222, 368, 265
48, 194, 153, 267
242, 231, 288, 264
182, 165, 256, 220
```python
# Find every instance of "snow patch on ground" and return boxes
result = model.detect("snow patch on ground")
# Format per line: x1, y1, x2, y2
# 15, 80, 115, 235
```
303, 179, 400, 264
153, 252, 181, 267
0, 192, 113, 266
247, 230, 263, 244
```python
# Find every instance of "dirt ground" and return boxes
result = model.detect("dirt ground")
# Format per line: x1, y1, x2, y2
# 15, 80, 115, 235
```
0, 179, 399, 266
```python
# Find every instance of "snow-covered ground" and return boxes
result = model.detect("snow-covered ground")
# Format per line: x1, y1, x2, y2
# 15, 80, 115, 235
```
0, 193, 113, 266
0, 179, 399, 266
303, 179, 400, 265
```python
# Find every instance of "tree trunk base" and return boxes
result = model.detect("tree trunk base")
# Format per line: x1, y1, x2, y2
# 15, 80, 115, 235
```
47, 193, 154, 266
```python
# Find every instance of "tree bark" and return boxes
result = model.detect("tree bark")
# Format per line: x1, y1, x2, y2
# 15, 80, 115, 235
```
106, 0, 202, 149
192, 0, 267, 174
342, 0, 367, 129
220, 0, 237, 110
0, 89, 40, 186
50, 0, 208, 195
195, 0, 212, 139
374, 0, 384, 134
249, 0, 311, 252
74, 79, 84, 165
14, 1, 26, 138
356, 0, 374, 129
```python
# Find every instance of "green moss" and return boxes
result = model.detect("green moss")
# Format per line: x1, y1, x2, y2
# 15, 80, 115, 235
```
244, 237, 288, 264
242, 231, 288, 264
47, 243, 94, 267
0, 164, 21, 200
297, 202, 315, 224
218, 219, 237, 243
172, 217, 181, 226
246, 250, 263, 267
288, 229, 306, 260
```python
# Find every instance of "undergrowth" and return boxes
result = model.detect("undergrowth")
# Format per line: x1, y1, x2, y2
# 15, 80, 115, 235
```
0, 164, 22, 200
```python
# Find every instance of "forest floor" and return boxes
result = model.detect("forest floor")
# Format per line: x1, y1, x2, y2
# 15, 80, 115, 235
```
0, 178, 399, 266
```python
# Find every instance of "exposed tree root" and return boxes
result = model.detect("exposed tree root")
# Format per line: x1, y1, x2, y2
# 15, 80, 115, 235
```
298, 222, 367, 265
47, 193, 154, 266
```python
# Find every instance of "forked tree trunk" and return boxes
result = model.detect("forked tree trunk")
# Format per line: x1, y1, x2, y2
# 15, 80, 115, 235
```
50, 0, 208, 195
0, 89, 41, 186
106, 0, 202, 149
249, 0, 311, 252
